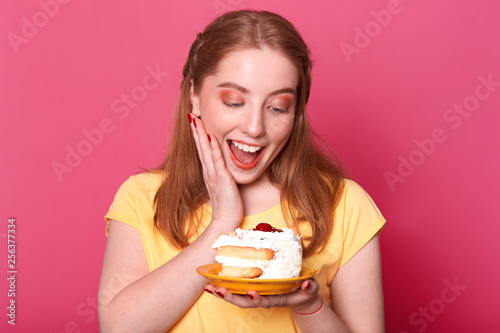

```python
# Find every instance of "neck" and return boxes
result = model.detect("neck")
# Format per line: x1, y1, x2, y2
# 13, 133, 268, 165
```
238, 175, 281, 216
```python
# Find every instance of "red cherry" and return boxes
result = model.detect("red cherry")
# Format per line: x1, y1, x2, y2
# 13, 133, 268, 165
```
255, 223, 274, 232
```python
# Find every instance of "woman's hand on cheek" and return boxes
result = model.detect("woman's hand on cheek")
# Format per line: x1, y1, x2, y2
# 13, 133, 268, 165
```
189, 113, 243, 228
203, 279, 322, 313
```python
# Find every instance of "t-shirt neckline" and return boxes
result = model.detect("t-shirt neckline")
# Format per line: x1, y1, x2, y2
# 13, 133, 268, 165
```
203, 201, 283, 222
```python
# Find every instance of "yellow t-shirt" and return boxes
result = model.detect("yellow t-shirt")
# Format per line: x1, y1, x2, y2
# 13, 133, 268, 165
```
104, 172, 386, 333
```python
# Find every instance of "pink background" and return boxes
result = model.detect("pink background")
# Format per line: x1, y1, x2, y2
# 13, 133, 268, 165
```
1, 0, 499, 332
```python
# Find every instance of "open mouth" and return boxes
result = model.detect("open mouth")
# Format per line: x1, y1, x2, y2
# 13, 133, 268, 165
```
227, 140, 265, 170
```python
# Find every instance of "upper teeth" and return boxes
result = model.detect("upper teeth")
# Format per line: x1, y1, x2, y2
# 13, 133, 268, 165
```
232, 141, 262, 153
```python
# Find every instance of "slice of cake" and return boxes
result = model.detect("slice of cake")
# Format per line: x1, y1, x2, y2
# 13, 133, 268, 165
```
211, 223, 302, 279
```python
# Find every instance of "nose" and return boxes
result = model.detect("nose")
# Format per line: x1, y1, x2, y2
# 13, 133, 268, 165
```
240, 106, 265, 137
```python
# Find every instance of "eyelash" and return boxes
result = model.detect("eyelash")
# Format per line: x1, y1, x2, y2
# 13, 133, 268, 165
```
223, 101, 288, 114
225, 102, 243, 108
270, 106, 287, 113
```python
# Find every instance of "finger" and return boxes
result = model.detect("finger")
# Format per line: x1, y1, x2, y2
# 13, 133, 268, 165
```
212, 288, 257, 308
246, 291, 286, 308
203, 283, 216, 295
189, 114, 202, 159
300, 279, 319, 295
246, 290, 258, 301
210, 134, 228, 174
189, 114, 216, 175
193, 117, 216, 172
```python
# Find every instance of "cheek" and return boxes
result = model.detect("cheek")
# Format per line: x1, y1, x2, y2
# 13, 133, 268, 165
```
199, 100, 222, 131
203, 119, 224, 142
201, 111, 233, 145
268, 116, 295, 143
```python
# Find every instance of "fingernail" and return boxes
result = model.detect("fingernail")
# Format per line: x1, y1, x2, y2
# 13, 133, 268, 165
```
187, 114, 192, 123
215, 291, 224, 298
247, 293, 254, 300
193, 118, 197, 128
204, 288, 212, 294
207, 134, 211, 142
305, 281, 311, 289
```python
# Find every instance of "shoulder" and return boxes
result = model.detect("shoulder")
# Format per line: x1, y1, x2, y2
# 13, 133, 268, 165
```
112, 171, 165, 201
342, 178, 367, 195
339, 179, 381, 213
128, 171, 165, 191
316, 175, 376, 208
332, 178, 385, 236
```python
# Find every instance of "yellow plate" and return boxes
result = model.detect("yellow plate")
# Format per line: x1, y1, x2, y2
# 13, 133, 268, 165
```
196, 263, 317, 295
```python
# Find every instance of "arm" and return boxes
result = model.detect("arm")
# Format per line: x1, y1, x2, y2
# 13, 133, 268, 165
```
293, 234, 384, 332
98, 218, 232, 332
328, 233, 385, 332
98, 115, 243, 332
206, 233, 384, 332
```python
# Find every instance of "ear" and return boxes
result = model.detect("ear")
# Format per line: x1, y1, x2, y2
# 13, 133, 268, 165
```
189, 80, 201, 117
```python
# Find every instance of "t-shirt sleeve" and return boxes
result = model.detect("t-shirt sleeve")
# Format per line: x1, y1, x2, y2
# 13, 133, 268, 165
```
104, 176, 140, 234
339, 180, 386, 267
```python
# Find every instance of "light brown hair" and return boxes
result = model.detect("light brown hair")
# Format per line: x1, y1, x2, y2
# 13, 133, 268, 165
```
152, 10, 346, 258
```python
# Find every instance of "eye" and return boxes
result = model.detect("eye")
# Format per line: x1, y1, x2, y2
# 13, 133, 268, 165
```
269, 106, 287, 113
268, 96, 292, 114
225, 102, 244, 108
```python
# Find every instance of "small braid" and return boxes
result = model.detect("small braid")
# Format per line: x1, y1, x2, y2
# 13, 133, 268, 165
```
182, 33, 204, 81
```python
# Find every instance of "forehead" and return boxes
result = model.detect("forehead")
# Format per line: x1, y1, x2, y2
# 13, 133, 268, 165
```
206, 48, 299, 94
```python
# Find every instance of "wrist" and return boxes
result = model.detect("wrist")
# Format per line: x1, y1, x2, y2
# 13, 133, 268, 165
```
292, 295, 324, 316
209, 216, 241, 231
205, 219, 240, 241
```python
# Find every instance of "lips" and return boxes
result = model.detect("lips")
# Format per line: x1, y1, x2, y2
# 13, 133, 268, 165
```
227, 140, 265, 170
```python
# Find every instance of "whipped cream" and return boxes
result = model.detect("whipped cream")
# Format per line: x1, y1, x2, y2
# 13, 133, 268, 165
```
212, 227, 302, 279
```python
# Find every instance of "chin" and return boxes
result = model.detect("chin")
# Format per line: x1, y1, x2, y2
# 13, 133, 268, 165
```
230, 170, 265, 185
233, 175, 258, 185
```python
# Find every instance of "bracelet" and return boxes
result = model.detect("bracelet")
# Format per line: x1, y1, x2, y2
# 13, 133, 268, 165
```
294, 296, 324, 315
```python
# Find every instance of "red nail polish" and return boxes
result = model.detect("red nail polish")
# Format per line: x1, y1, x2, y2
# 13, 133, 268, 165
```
207, 134, 211, 142
305, 281, 311, 289
216, 291, 224, 298
247, 293, 254, 300
204, 288, 212, 294
193, 118, 197, 128
187, 114, 192, 123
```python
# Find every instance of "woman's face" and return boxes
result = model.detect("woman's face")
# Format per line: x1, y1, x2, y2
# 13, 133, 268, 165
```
191, 48, 298, 185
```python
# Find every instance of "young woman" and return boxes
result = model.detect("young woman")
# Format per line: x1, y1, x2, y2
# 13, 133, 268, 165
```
98, 10, 386, 333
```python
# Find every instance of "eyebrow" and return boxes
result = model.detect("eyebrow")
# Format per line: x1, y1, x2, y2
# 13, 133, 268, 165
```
217, 81, 296, 97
